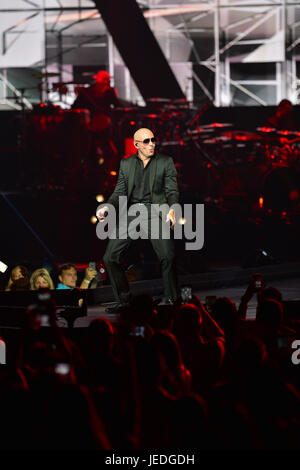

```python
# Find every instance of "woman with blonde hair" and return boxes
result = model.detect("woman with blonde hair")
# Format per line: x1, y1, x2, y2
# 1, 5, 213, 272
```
30, 268, 55, 290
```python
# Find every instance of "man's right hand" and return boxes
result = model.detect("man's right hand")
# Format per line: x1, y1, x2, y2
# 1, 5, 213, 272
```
96, 205, 109, 221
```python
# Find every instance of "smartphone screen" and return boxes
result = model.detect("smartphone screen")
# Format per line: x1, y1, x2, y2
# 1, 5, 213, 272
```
38, 314, 50, 327
254, 273, 262, 289
181, 287, 192, 303
0, 261, 8, 273
129, 326, 145, 337
89, 262, 96, 270
54, 363, 71, 375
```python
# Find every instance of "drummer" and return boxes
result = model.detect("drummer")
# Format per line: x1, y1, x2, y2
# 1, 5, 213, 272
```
72, 70, 120, 172
265, 99, 295, 131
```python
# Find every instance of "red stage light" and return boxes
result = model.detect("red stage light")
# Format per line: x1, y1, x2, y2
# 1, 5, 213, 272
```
260, 126, 273, 133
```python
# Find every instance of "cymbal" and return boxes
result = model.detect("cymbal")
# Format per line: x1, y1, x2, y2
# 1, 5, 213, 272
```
203, 136, 232, 144
163, 103, 190, 110
187, 127, 215, 134
221, 130, 262, 142
276, 129, 300, 136
147, 97, 171, 103
170, 98, 188, 104
200, 122, 233, 129
256, 126, 276, 133
114, 107, 140, 112
33, 72, 60, 78
256, 127, 300, 139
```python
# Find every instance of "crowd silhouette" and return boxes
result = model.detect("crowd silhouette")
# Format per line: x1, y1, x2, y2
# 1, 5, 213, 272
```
0, 276, 300, 451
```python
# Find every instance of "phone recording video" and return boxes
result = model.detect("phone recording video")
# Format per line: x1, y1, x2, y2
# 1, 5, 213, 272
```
181, 286, 192, 303
0, 261, 8, 273
39, 314, 50, 327
254, 273, 263, 290
54, 363, 71, 375
129, 326, 145, 338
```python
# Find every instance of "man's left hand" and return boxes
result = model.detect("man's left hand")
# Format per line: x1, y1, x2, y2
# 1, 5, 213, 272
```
166, 210, 176, 227
84, 267, 97, 281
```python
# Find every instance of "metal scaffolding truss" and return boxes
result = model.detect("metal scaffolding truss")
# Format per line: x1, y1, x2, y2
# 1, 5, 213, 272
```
1, 1, 300, 106
0, 70, 32, 110
146, 0, 300, 106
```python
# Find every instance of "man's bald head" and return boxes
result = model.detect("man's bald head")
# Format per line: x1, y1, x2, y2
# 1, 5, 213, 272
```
133, 128, 156, 159
133, 128, 153, 143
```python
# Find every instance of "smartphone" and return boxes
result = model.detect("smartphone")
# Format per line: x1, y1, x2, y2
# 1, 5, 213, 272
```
54, 363, 71, 375
181, 286, 192, 303
0, 261, 8, 273
205, 296, 217, 314
129, 326, 145, 338
39, 314, 50, 327
89, 261, 96, 270
254, 273, 262, 289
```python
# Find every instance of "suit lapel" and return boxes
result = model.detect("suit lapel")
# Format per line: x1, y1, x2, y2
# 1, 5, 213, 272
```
127, 156, 137, 198
149, 154, 157, 194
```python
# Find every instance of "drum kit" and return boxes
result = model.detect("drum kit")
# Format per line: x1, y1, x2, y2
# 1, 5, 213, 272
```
124, 101, 300, 211
187, 123, 300, 209
18, 78, 300, 209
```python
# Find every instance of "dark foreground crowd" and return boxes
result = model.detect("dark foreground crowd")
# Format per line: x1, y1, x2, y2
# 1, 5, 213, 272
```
0, 276, 300, 452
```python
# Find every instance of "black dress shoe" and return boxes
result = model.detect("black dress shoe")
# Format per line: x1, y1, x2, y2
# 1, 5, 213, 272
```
105, 303, 129, 314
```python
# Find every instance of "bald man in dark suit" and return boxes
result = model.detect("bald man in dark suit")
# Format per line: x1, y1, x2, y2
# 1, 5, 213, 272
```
97, 128, 179, 313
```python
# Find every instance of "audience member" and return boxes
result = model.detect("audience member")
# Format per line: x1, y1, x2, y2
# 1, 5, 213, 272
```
151, 330, 191, 397
35, 383, 111, 450
131, 340, 181, 449
57, 263, 97, 289
5, 265, 30, 291
16, 289, 84, 386
30, 268, 55, 290
80, 318, 122, 391
172, 302, 225, 393
0, 280, 299, 451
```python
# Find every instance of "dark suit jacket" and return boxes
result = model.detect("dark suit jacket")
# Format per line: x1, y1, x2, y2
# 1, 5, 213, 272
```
107, 153, 179, 210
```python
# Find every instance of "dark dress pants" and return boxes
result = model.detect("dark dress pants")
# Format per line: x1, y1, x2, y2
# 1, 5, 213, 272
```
103, 207, 178, 304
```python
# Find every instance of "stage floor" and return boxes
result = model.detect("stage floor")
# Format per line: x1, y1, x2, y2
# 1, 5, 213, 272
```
74, 276, 300, 327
